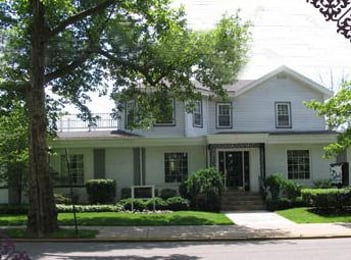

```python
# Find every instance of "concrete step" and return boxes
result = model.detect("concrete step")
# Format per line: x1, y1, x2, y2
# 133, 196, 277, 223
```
221, 191, 266, 211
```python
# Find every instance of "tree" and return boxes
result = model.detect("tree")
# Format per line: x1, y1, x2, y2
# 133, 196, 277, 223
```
306, 81, 351, 157
0, 103, 28, 204
0, 0, 249, 235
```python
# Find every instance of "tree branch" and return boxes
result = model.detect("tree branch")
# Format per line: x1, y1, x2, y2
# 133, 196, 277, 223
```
48, 0, 118, 38
44, 47, 96, 84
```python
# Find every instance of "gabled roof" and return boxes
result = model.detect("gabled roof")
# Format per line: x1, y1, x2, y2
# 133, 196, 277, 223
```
229, 65, 333, 98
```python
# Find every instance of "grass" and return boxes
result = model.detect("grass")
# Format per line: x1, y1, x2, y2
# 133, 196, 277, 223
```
276, 207, 351, 223
0, 211, 233, 226
1, 228, 98, 238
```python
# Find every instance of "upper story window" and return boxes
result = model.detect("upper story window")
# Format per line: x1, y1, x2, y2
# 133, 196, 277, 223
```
275, 102, 292, 128
125, 101, 135, 129
57, 154, 85, 186
287, 150, 310, 180
164, 152, 188, 183
125, 98, 175, 128
193, 100, 203, 128
155, 98, 175, 126
216, 102, 232, 128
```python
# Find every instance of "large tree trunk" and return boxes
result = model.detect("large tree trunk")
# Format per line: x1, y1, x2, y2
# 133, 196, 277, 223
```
26, 0, 58, 236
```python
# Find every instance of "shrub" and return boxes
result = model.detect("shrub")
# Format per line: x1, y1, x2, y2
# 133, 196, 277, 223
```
86, 179, 116, 204
54, 193, 71, 204
145, 197, 168, 211
265, 174, 301, 201
265, 174, 285, 200
266, 197, 306, 211
121, 187, 131, 199
184, 168, 223, 212
166, 196, 189, 211
313, 179, 333, 188
302, 188, 351, 209
56, 204, 124, 213
119, 198, 147, 211
160, 188, 177, 200
0, 204, 28, 214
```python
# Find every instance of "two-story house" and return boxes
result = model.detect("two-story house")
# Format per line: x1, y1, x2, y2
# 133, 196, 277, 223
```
1, 66, 345, 204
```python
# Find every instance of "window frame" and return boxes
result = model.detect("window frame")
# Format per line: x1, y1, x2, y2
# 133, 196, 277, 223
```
275, 102, 292, 128
192, 100, 203, 128
57, 154, 85, 186
287, 150, 310, 180
154, 98, 176, 127
164, 152, 188, 183
216, 102, 232, 129
125, 100, 135, 129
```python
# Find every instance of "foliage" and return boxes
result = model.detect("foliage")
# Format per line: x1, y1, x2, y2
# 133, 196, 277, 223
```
85, 179, 116, 204
305, 81, 351, 157
160, 188, 177, 200
145, 197, 168, 211
0, 103, 28, 204
121, 187, 131, 199
56, 204, 124, 213
265, 174, 301, 201
0, 0, 249, 233
54, 193, 72, 205
119, 198, 147, 211
166, 196, 189, 211
266, 197, 307, 211
183, 168, 223, 212
0, 204, 28, 214
313, 179, 334, 188
301, 188, 351, 209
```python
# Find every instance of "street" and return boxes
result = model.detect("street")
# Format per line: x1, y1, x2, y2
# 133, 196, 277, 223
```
11, 238, 351, 259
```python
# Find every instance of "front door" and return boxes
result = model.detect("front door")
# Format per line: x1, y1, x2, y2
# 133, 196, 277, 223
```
219, 151, 250, 191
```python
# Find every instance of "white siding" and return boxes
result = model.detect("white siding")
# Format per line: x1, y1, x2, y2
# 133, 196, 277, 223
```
105, 148, 134, 199
0, 188, 8, 204
120, 100, 186, 137
185, 98, 209, 137
265, 143, 335, 186
144, 145, 207, 191
233, 76, 326, 132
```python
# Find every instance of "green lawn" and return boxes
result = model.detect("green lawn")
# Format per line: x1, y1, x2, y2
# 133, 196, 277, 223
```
276, 207, 351, 223
0, 211, 233, 226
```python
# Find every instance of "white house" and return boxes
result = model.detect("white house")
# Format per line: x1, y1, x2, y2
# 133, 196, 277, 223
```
1, 66, 347, 204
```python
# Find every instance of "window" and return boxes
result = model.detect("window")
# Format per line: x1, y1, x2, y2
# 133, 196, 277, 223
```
164, 152, 188, 183
216, 103, 232, 128
155, 98, 175, 126
125, 101, 135, 129
57, 154, 84, 185
275, 102, 291, 128
287, 150, 310, 179
193, 101, 203, 128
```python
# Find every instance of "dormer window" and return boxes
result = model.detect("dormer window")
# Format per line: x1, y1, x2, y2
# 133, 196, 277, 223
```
216, 102, 232, 128
193, 100, 203, 128
275, 102, 292, 128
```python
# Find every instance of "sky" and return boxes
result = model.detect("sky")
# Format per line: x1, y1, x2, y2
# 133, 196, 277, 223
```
84, 0, 351, 113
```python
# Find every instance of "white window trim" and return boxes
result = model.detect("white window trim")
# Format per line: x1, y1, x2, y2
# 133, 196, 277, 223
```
287, 149, 310, 180
216, 102, 232, 129
193, 100, 203, 128
275, 102, 292, 128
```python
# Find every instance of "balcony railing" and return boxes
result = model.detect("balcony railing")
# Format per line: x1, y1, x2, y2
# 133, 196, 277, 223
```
58, 113, 118, 132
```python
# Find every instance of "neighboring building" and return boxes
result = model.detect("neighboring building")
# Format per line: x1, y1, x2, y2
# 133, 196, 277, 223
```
1, 66, 348, 204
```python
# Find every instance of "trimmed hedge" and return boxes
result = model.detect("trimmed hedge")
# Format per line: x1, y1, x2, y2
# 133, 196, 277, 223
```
266, 197, 307, 211
0, 204, 28, 214
265, 174, 301, 200
302, 188, 351, 209
118, 196, 190, 211
56, 204, 124, 213
160, 188, 177, 200
86, 179, 116, 204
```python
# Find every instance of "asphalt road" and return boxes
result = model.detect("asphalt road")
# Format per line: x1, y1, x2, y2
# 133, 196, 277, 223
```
10, 238, 351, 260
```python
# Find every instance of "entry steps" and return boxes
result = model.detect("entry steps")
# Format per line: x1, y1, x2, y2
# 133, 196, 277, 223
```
221, 190, 266, 211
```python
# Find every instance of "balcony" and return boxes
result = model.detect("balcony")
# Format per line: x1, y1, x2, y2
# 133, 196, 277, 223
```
58, 113, 118, 132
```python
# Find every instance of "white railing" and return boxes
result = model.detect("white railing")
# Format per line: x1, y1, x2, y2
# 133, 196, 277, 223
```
58, 113, 118, 132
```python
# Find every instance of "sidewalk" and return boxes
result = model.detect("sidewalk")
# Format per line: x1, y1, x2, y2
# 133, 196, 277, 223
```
4, 211, 351, 242
81, 211, 351, 241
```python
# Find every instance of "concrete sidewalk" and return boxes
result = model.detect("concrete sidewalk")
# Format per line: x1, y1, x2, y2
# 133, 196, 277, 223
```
4, 211, 351, 241
81, 211, 351, 241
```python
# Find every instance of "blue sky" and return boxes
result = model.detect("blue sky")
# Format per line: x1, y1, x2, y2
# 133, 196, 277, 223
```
85, 0, 351, 113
